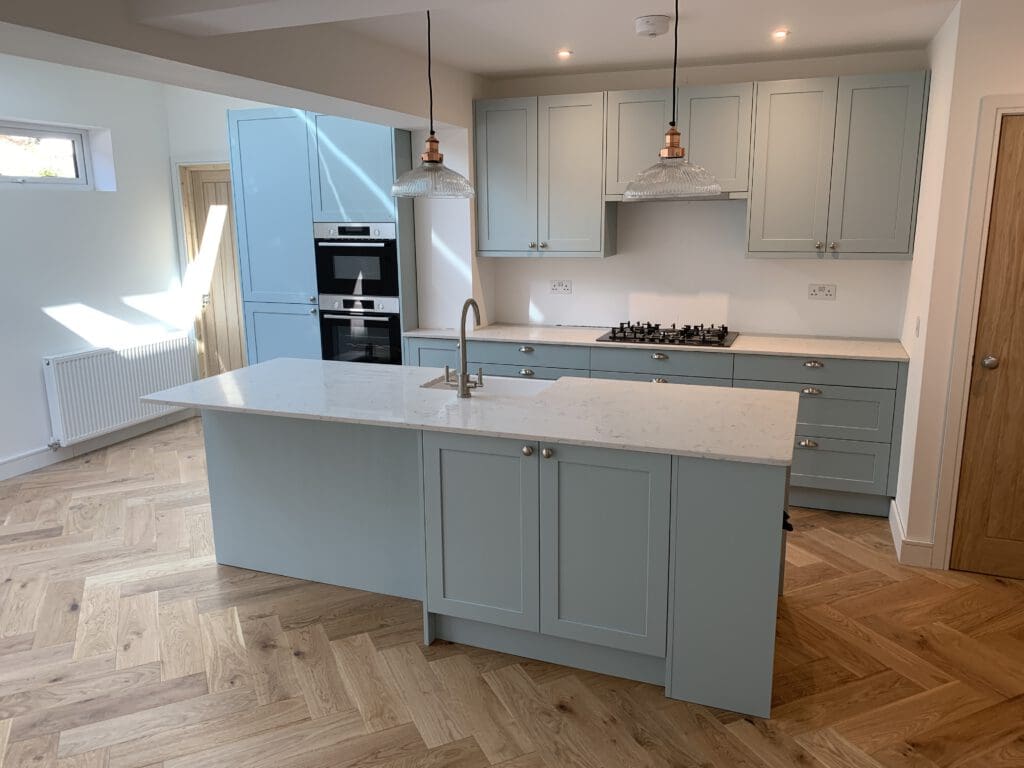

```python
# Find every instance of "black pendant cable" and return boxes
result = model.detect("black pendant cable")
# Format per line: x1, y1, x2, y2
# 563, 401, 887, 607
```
670, 0, 678, 131
427, 10, 435, 139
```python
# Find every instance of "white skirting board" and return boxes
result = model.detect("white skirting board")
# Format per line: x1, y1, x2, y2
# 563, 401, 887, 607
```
888, 499, 935, 568
0, 410, 196, 482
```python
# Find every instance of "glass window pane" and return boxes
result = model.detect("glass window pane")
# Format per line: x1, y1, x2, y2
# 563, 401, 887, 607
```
0, 132, 80, 179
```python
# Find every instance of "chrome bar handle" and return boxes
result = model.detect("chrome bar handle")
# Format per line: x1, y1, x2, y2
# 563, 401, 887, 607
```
519, 368, 535, 377
652, 377, 668, 384
800, 387, 823, 396
651, 352, 669, 360
518, 346, 534, 353
803, 360, 824, 369
797, 439, 819, 449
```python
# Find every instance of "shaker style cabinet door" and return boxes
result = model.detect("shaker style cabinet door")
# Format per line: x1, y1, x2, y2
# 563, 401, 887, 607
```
423, 433, 540, 631
747, 78, 839, 254
538, 444, 671, 656
676, 82, 754, 193
475, 98, 538, 253
243, 302, 321, 364
538, 92, 606, 253
605, 89, 673, 196
229, 109, 317, 304
826, 72, 927, 256
307, 113, 396, 223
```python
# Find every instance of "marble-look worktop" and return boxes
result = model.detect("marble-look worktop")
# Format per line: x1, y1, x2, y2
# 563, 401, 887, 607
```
404, 324, 910, 362
145, 358, 799, 466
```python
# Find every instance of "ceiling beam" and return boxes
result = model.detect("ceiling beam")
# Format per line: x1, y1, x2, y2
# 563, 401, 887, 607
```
131, 0, 488, 36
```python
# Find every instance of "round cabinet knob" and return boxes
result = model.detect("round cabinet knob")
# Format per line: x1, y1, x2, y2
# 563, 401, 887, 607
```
829, 242, 838, 250
309, 308, 317, 315
521, 446, 534, 457
815, 241, 824, 250
541, 448, 554, 459
981, 355, 1000, 370
309, 296, 317, 303
519, 368, 535, 377
652, 377, 668, 384
539, 242, 549, 249
798, 439, 819, 449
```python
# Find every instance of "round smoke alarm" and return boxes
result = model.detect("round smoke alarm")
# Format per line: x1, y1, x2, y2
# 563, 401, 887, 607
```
635, 14, 671, 38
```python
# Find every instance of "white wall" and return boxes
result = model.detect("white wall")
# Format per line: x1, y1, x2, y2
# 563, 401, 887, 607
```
894, 4, 961, 536
0, 54, 180, 469
162, 85, 268, 162
895, 0, 1024, 561
490, 202, 910, 336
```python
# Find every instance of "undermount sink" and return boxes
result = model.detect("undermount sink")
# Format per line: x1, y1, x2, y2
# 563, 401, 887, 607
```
420, 373, 555, 397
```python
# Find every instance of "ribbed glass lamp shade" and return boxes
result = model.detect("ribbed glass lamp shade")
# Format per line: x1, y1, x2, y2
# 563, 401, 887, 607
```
392, 160, 475, 198
622, 156, 722, 201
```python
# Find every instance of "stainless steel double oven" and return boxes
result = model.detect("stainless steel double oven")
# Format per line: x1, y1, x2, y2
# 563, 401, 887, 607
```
315, 222, 402, 365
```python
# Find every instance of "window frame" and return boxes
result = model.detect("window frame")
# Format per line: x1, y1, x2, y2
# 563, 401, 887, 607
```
0, 121, 92, 188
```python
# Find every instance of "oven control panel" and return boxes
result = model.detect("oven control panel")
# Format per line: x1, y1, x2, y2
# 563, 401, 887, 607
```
318, 295, 400, 314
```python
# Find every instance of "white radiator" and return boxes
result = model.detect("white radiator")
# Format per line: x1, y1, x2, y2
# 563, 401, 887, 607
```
43, 333, 197, 447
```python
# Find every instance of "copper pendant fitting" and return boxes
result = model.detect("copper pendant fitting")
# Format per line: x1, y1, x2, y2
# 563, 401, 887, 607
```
659, 126, 686, 159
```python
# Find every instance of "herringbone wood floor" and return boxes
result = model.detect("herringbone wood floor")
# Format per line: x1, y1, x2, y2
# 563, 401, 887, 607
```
2, 419, 1024, 767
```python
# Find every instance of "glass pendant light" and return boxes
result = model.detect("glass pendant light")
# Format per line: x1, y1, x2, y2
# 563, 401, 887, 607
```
623, 0, 720, 201
392, 10, 475, 198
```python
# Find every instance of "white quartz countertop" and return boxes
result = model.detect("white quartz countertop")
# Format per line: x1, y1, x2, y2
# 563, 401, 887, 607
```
404, 324, 909, 362
145, 359, 799, 466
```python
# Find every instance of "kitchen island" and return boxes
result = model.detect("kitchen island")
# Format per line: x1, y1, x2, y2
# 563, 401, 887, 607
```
145, 358, 799, 717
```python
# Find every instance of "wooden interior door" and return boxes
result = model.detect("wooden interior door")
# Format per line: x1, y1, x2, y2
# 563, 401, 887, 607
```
951, 115, 1024, 578
180, 165, 246, 377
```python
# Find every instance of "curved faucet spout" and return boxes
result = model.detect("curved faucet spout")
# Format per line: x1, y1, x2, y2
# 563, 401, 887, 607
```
458, 298, 481, 398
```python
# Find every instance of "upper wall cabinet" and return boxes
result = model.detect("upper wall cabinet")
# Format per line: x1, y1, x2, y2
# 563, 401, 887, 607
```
605, 89, 672, 196
229, 108, 317, 304
476, 97, 538, 253
677, 83, 753, 193
826, 72, 927, 256
605, 83, 753, 197
476, 94, 615, 257
307, 114, 397, 223
747, 78, 839, 255
748, 72, 926, 259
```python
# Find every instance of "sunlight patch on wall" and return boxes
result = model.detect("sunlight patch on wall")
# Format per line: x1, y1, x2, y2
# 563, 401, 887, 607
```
42, 303, 169, 349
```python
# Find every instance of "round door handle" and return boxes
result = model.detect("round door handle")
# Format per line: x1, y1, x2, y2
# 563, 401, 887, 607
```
518, 346, 534, 353
798, 439, 819, 449
529, 242, 538, 249
541, 448, 554, 459
522, 446, 534, 457
803, 360, 824, 369
800, 387, 822, 396
651, 352, 669, 360
652, 377, 668, 384
981, 355, 1000, 370
519, 368, 535, 377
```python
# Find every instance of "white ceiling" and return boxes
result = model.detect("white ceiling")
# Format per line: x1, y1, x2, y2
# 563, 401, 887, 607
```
339, 0, 958, 77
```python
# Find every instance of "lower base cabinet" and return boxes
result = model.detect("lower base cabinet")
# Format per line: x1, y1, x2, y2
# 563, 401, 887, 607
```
244, 302, 321, 364
423, 433, 671, 656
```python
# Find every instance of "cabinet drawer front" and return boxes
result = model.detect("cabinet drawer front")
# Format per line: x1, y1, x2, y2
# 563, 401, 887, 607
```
467, 340, 590, 369
423, 433, 540, 631
476, 363, 589, 381
736, 381, 895, 442
590, 347, 733, 378
591, 371, 732, 387
540, 444, 671, 656
733, 354, 898, 388
791, 436, 891, 495
405, 338, 459, 369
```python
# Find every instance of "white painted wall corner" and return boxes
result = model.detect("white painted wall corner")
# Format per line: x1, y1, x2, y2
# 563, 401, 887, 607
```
888, 498, 934, 568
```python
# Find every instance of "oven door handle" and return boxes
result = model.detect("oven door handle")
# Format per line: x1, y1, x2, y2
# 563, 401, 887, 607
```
322, 314, 392, 323
317, 241, 387, 248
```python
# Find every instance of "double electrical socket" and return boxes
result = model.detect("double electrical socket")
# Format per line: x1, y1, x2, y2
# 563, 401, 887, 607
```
808, 283, 837, 301
550, 279, 573, 295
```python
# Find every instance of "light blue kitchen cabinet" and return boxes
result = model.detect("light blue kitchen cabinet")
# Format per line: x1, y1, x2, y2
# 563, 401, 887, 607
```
306, 113, 397, 223
677, 82, 753, 193
404, 337, 460, 369
423, 433, 541, 632
538, 92, 608, 253
605, 89, 673, 196
590, 346, 734, 379
474, 363, 589, 381
591, 371, 732, 387
466, 340, 590, 369
229, 108, 318, 304
747, 77, 839, 255
826, 72, 927, 256
243, 302, 321, 364
791, 435, 891, 496
476, 97, 538, 254
539, 444, 671, 656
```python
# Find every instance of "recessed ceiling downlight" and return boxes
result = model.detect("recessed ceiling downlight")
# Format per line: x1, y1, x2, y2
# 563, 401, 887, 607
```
772, 27, 791, 42
557, 48, 573, 60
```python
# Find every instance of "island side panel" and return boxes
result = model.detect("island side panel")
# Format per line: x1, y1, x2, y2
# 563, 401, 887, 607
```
201, 409, 425, 600
667, 456, 788, 718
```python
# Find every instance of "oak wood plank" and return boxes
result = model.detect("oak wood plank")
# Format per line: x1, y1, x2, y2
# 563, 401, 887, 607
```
330, 633, 409, 732
115, 592, 160, 670
198, 607, 252, 694
157, 600, 203, 681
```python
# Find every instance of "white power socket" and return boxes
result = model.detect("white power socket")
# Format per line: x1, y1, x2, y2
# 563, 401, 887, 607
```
550, 279, 573, 295
808, 283, 837, 301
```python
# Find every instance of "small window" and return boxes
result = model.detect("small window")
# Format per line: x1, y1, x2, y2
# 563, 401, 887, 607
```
0, 121, 90, 186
